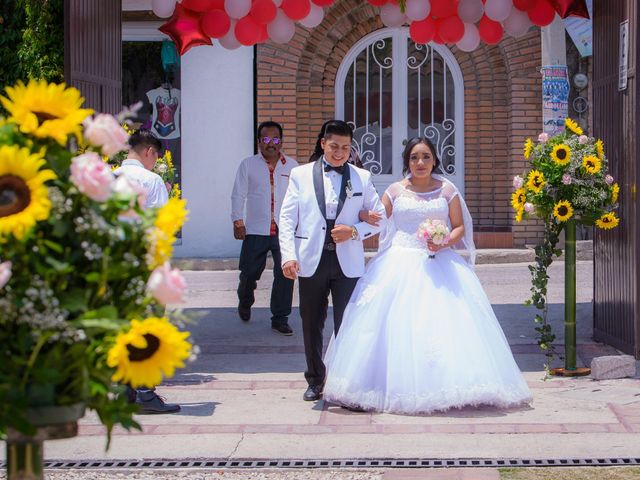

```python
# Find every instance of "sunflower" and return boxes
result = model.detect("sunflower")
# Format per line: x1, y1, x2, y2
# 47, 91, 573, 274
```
526, 170, 545, 193
523, 138, 534, 159
0, 80, 93, 145
595, 139, 605, 160
108, 317, 192, 389
551, 144, 571, 166
611, 183, 620, 204
582, 155, 601, 175
155, 197, 187, 238
565, 118, 583, 136
511, 188, 527, 211
595, 212, 619, 230
515, 207, 524, 223
0, 145, 56, 240
553, 200, 574, 222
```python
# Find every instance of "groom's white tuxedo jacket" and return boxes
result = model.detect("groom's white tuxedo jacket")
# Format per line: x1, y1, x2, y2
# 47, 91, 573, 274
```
279, 160, 385, 278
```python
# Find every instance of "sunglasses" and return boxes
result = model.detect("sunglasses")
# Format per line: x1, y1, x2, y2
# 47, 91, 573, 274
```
261, 136, 281, 145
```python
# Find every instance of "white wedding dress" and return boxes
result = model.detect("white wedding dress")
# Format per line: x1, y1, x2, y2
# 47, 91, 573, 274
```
323, 179, 532, 414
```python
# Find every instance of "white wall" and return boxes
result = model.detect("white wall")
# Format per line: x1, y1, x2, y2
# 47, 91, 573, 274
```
174, 45, 254, 258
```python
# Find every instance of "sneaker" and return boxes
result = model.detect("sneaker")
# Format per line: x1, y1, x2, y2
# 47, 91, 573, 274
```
135, 391, 181, 414
238, 305, 251, 322
272, 323, 293, 336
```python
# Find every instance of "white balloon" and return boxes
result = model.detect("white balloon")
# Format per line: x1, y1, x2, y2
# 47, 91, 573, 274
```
484, 0, 513, 22
273, 0, 283, 6
225, 0, 251, 20
380, 3, 407, 28
268, 10, 296, 44
219, 20, 241, 50
503, 6, 533, 37
457, 0, 484, 23
151, 0, 176, 18
405, 0, 431, 21
456, 22, 480, 52
300, 4, 324, 28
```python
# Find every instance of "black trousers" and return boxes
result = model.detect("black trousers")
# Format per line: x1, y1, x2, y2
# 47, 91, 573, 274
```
298, 250, 359, 387
238, 234, 294, 325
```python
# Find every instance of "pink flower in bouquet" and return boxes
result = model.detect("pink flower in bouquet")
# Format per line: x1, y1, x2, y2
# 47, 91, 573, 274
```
513, 175, 524, 189
538, 133, 549, 143
562, 174, 572, 185
418, 219, 451, 246
70, 152, 114, 202
578, 135, 589, 144
524, 202, 534, 213
83, 113, 129, 157
605, 175, 614, 185
0, 261, 11, 289
148, 262, 187, 305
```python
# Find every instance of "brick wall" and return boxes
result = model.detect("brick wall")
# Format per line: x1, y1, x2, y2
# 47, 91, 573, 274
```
257, 0, 545, 247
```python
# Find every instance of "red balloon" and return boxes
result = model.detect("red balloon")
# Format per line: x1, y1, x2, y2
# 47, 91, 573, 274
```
258, 24, 269, 42
432, 28, 446, 44
281, 0, 311, 20
312, 0, 335, 6
513, 0, 536, 10
430, 0, 458, 18
235, 15, 262, 46
201, 8, 231, 38
250, 0, 277, 24
549, 0, 589, 19
367, 0, 388, 6
181, 0, 224, 12
409, 17, 436, 44
478, 14, 503, 44
528, 0, 556, 26
159, 4, 212, 55
437, 15, 464, 43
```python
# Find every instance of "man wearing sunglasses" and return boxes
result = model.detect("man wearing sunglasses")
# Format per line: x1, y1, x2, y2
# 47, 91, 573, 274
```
231, 121, 297, 335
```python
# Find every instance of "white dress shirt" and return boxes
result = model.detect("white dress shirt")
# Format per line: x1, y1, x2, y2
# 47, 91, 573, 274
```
322, 157, 342, 220
231, 153, 297, 235
113, 159, 168, 209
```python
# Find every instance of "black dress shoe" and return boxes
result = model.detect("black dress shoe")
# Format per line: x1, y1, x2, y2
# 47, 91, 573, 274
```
136, 391, 181, 414
340, 404, 366, 413
272, 323, 293, 336
238, 305, 251, 322
303, 385, 323, 401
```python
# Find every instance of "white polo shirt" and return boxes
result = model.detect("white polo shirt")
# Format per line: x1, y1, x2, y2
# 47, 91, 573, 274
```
113, 159, 168, 209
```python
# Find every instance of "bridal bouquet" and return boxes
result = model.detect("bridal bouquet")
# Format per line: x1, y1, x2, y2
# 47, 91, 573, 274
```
0, 79, 192, 442
417, 219, 450, 258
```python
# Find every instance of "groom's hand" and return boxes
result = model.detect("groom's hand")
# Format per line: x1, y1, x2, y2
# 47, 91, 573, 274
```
331, 224, 354, 243
283, 261, 300, 280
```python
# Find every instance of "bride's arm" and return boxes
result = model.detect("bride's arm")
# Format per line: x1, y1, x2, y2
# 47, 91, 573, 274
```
447, 196, 465, 245
381, 191, 393, 218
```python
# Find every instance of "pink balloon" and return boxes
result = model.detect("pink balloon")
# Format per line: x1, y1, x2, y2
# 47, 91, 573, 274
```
458, 0, 484, 23
219, 20, 241, 49
380, 3, 406, 27
152, 0, 176, 18
503, 6, 532, 37
225, 0, 251, 19
300, 3, 325, 28
405, 0, 431, 21
456, 22, 480, 51
484, 0, 513, 22
267, 9, 296, 43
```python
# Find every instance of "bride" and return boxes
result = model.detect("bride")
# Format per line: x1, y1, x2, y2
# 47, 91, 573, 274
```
322, 137, 532, 414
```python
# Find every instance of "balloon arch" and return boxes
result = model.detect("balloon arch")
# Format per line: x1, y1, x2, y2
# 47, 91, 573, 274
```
153, 0, 589, 55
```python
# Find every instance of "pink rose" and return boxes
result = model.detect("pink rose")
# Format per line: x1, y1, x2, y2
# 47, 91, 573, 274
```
70, 153, 114, 202
83, 114, 129, 157
148, 262, 187, 305
578, 135, 589, 144
524, 202, 534, 213
0, 261, 12, 289
538, 133, 549, 143
605, 175, 614, 185
513, 175, 524, 189
562, 174, 572, 185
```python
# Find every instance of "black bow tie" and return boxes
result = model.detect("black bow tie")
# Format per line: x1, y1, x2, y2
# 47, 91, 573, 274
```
324, 163, 345, 174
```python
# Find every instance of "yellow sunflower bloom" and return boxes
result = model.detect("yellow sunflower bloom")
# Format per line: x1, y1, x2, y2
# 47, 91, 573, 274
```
595, 212, 619, 230
582, 155, 601, 175
595, 139, 605, 160
552, 200, 574, 222
515, 207, 524, 223
155, 197, 188, 238
0, 145, 57, 240
551, 144, 571, 166
511, 188, 527, 211
526, 170, 545, 193
0, 80, 93, 145
565, 118, 583, 136
108, 317, 192, 389
523, 138, 534, 159
611, 183, 620, 204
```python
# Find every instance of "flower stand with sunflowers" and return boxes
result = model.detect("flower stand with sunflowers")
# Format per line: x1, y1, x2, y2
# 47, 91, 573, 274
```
512, 118, 620, 377
0, 80, 192, 480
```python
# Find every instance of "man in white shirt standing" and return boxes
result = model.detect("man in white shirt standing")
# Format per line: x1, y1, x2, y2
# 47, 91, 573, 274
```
115, 129, 178, 414
231, 121, 297, 335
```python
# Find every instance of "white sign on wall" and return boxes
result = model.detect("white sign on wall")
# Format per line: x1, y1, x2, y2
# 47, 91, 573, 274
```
619, 20, 629, 92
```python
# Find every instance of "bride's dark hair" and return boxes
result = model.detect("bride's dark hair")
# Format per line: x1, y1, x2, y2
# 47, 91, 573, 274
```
402, 137, 440, 176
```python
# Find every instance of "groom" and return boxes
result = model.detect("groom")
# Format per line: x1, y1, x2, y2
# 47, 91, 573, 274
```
279, 120, 385, 401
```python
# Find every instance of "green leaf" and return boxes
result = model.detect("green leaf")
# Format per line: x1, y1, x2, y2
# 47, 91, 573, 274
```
81, 306, 119, 320
59, 288, 89, 312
